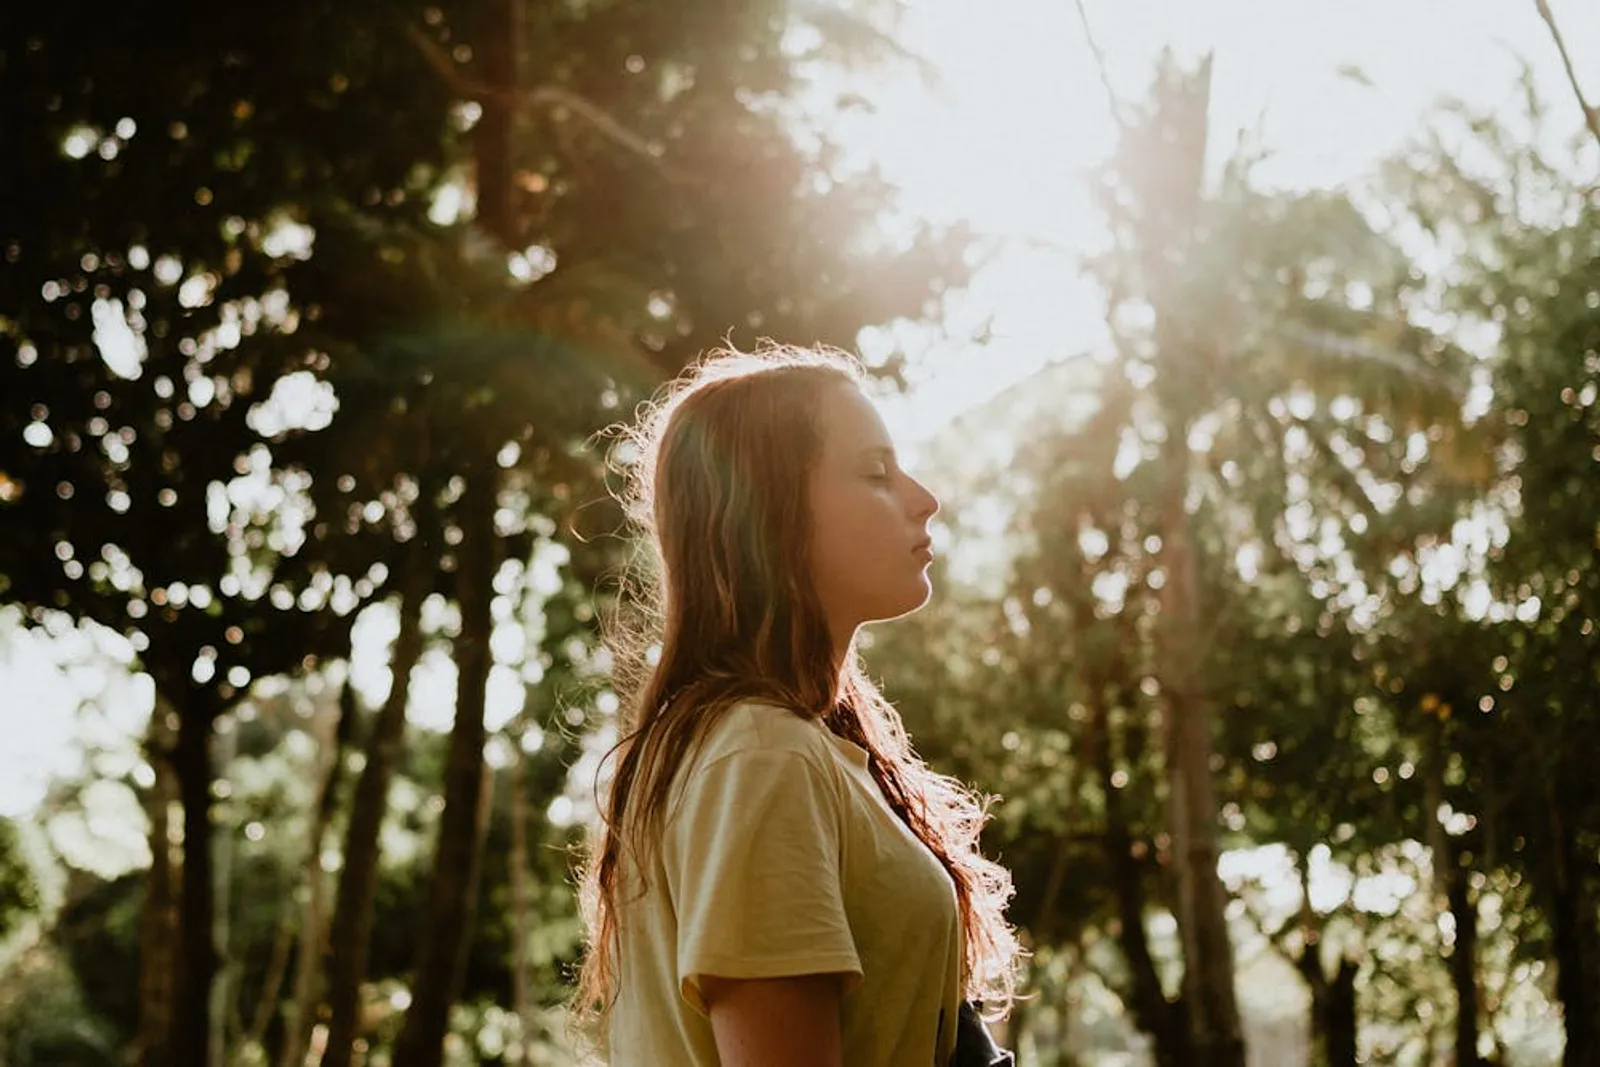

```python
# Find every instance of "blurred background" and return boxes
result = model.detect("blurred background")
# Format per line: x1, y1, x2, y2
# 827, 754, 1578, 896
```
2, 1, 1598, 1065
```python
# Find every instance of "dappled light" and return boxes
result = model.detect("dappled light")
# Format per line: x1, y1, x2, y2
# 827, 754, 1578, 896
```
4, 2, 1600, 1067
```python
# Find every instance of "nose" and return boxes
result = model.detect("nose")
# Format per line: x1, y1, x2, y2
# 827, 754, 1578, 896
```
906, 473, 939, 522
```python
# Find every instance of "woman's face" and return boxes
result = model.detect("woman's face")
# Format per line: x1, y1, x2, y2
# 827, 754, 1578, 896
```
807, 381, 940, 646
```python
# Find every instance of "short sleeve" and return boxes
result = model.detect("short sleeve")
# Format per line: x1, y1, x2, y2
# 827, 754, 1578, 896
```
662, 746, 863, 1014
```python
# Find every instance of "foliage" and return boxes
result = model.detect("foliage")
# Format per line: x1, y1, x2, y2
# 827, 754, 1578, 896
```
873, 59, 1598, 1067
0, 821, 41, 944
1, 0, 967, 1063
4, 8, 1600, 1067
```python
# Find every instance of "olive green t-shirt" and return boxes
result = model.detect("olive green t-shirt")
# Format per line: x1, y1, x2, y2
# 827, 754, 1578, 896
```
607, 702, 963, 1066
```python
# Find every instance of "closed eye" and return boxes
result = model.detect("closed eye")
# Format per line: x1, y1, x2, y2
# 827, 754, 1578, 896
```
859, 446, 898, 484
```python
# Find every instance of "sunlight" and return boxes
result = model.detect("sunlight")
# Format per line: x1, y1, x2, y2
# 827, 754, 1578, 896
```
9, 7, 1600, 1062
0, 610, 153, 819
822, 0, 1600, 933
850, 0, 1600, 446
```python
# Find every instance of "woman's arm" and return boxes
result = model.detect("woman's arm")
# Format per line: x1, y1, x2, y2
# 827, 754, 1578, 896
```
701, 973, 846, 1067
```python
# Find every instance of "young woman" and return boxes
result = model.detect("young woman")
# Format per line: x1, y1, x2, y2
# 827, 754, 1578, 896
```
575, 345, 1019, 1066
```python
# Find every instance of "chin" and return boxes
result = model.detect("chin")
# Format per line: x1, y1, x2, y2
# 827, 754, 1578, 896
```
870, 577, 934, 623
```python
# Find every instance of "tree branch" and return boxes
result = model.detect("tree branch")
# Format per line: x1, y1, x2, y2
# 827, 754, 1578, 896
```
1533, 0, 1600, 155
1072, 0, 1131, 133
405, 23, 694, 184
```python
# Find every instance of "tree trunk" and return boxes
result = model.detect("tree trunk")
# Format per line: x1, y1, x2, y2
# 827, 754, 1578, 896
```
135, 704, 181, 1067
1447, 855, 1483, 1067
1134, 53, 1244, 1067
274, 827, 328, 1067
507, 722, 535, 1059
390, 470, 500, 1067
1088, 677, 1188, 1067
321, 547, 429, 1067
276, 683, 358, 1067
1425, 714, 1483, 1067
1156, 461, 1244, 1067
388, 0, 515, 1051
244, 897, 296, 1063
1549, 801, 1599, 1067
1287, 853, 1361, 1067
473, 0, 518, 246
1325, 957, 1358, 1067
173, 698, 219, 1067
1295, 943, 1329, 1066
1296, 937, 1359, 1067
212, 719, 241, 1067
1290, 855, 1330, 1067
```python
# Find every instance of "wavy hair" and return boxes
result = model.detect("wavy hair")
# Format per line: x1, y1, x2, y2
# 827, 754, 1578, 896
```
572, 343, 1018, 1035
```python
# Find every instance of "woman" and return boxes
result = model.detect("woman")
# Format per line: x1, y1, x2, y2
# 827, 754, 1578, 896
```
575, 345, 1019, 1066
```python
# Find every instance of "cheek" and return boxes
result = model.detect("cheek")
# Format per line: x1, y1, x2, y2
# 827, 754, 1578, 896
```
814, 487, 888, 551
810, 489, 873, 581
816, 494, 914, 596
808, 494, 856, 574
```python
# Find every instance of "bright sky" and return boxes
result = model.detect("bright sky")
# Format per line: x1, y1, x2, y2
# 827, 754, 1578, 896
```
867, 0, 1600, 447
5, 0, 1599, 823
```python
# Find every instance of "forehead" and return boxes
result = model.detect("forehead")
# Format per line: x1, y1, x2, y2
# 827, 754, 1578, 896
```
813, 380, 891, 455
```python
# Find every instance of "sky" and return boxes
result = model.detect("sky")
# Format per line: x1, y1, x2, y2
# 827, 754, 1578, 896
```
4, 0, 1600, 820
861, 0, 1600, 448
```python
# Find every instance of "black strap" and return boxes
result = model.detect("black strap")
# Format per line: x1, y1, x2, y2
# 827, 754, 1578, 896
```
952, 1001, 1014, 1067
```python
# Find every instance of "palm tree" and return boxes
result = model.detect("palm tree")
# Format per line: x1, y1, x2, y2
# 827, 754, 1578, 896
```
1088, 55, 1485, 1067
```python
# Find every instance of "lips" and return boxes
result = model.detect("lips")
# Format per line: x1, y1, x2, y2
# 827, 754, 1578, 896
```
912, 537, 933, 560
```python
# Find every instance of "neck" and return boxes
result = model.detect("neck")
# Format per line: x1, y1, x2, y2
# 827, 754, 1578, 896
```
831, 630, 857, 702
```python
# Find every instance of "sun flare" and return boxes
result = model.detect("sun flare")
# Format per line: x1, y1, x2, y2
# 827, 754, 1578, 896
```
840, 0, 1600, 449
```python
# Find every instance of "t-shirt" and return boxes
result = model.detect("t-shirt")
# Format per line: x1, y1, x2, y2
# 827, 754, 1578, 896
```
607, 702, 964, 1067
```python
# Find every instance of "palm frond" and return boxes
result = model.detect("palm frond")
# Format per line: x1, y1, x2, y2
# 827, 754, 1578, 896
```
1274, 322, 1466, 411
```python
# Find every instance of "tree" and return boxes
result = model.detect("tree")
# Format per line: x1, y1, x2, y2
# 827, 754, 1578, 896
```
1085, 54, 1483, 1067
0, 6, 460, 1063
317, 519, 430, 1067
1382, 78, 1600, 1064
1478, 206, 1600, 1067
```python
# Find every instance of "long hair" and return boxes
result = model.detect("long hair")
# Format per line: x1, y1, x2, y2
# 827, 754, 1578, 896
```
572, 343, 1018, 1034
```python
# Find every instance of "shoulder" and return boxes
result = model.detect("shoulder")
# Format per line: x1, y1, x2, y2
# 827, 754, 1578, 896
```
667, 701, 845, 812
696, 700, 836, 769
663, 702, 848, 844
